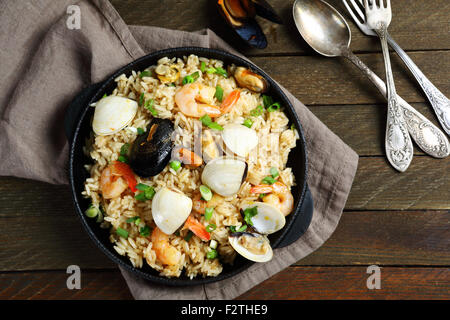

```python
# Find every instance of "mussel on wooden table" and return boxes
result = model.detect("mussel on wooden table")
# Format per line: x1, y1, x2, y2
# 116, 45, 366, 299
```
217, 0, 283, 49
129, 118, 174, 177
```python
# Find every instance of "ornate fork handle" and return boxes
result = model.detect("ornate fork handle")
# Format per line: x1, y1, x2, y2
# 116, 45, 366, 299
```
387, 32, 450, 136
342, 47, 449, 159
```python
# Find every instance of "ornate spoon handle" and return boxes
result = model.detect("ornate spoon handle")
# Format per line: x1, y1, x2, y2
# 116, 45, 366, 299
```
376, 25, 413, 172
387, 32, 450, 136
343, 48, 449, 159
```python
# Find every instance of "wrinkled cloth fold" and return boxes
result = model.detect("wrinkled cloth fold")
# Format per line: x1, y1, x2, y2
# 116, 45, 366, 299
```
0, 0, 358, 299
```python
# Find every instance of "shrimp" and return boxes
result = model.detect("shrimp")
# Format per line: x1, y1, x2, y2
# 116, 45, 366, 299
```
250, 181, 294, 216
175, 83, 221, 118
220, 89, 240, 113
183, 215, 211, 241
177, 148, 203, 169
100, 165, 128, 199
150, 227, 181, 266
100, 161, 137, 199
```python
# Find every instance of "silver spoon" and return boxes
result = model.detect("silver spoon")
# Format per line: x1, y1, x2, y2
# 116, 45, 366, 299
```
292, 0, 449, 160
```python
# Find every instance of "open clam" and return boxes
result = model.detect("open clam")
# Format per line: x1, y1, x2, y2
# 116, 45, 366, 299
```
241, 202, 285, 235
222, 123, 258, 158
92, 96, 138, 136
229, 232, 273, 262
201, 156, 248, 197
152, 187, 192, 235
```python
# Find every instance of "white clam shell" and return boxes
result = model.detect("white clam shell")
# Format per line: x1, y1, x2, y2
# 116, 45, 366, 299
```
201, 157, 247, 197
241, 202, 285, 235
92, 96, 138, 135
222, 123, 258, 157
151, 187, 192, 235
229, 234, 273, 263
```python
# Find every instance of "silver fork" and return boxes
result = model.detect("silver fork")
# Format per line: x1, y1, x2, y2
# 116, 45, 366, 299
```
343, 0, 450, 136
364, 0, 413, 172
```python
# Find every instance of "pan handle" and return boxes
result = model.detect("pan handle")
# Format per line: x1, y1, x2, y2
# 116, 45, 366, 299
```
64, 82, 104, 142
276, 184, 314, 248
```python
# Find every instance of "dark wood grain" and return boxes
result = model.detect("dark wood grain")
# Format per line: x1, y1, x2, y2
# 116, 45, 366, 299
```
296, 210, 450, 266
1, 210, 447, 272
348, 157, 449, 210
237, 266, 450, 299
110, 0, 450, 54
309, 103, 441, 156
0, 270, 132, 300
1, 267, 448, 300
250, 51, 450, 106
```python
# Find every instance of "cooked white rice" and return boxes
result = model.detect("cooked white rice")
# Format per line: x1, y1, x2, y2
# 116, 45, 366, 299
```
82, 54, 298, 278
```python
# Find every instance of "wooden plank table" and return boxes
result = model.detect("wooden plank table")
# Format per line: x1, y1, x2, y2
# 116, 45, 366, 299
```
1, 0, 449, 299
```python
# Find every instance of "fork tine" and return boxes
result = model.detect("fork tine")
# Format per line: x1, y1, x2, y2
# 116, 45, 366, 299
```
386, 0, 391, 9
363, 0, 369, 10
349, 0, 366, 21
343, 0, 364, 24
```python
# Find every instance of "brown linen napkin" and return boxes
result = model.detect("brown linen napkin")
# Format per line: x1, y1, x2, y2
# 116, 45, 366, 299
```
0, 0, 358, 299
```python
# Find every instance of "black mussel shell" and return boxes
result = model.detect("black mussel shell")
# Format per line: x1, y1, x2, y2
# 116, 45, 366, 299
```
129, 118, 174, 177
252, 0, 283, 24
217, 0, 268, 49
234, 19, 267, 49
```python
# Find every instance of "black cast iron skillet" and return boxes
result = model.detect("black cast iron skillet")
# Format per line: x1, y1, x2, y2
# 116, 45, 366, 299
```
66, 47, 313, 286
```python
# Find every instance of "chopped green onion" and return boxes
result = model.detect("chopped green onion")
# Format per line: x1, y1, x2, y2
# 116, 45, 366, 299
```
182, 71, 199, 85
116, 227, 129, 238
229, 226, 237, 233
134, 192, 147, 201
200, 115, 223, 131
291, 123, 296, 131
140, 225, 151, 237
126, 216, 140, 223
169, 160, 181, 171
206, 224, 217, 233
144, 187, 155, 200
215, 85, 224, 102
139, 92, 145, 106
120, 143, 130, 156
243, 207, 258, 226
85, 205, 99, 218
184, 231, 194, 242
207, 122, 223, 131
191, 71, 200, 80
270, 167, 279, 178
267, 102, 281, 112
209, 240, 218, 249
204, 207, 214, 221
237, 225, 247, 232
215, 67, 228, 77
96, 209, 103, 223
118, 155, 128, 163
250, 105, 264, 117
206, 249, 218, 259
134, 218, 141, 226
199, 185, 212, 201
182, 75, 194, 85
200, 61, 206, 72
243, 118, 253, 128
206, 67, 216, 74
137, 127, 145, 135
139, 70, 150, 78
102, 93, 107, 99
262, 176, 277, 185
136, 183, 151, 191
259, 193, 266, 199
144, 99, 158, 117
262, 95, 274, 108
